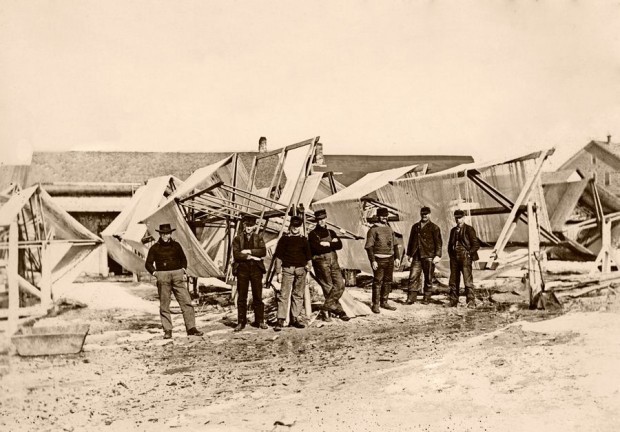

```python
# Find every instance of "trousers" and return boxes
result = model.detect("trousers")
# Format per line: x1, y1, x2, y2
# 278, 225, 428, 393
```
312, 252, 345, 313
156, 269, 196, 332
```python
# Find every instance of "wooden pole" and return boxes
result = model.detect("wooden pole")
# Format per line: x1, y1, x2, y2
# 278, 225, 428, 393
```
8, 220, 19, 335
527, 202, 542, 307
40, 241, 52, 312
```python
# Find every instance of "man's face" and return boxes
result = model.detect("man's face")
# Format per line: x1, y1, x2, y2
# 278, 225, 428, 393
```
290, 225, 301, 235
161, 232, 172, 242
244, 224, 255, 234
379, 216, 388, 224
421, 213, 430, 222
318, 218, 327, 227
455, 216, 464, 226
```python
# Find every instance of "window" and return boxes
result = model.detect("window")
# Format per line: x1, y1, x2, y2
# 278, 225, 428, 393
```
605, 172, 611, 186
591, 155, 597, 165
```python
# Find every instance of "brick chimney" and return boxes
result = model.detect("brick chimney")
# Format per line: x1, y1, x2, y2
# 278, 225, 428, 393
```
258, 136, 267, 153
607, 134, 612, 144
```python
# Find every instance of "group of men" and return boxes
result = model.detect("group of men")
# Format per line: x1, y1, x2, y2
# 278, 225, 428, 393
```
145, 206, 479, 339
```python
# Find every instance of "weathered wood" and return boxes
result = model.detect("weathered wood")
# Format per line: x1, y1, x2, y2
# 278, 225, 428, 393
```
8, 220, 19, 335
556, 282, 612, 298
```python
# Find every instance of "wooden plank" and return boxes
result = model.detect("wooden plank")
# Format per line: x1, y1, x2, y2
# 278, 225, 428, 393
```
8, 220, 19, 335
0, 305, 44, 319
41, 241, 52, 311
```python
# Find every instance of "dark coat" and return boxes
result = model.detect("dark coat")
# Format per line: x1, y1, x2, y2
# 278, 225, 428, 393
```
448, 223, 480, 261
406, 220, 442, 259
145, 238, 187, 274
233, 232, 267, 274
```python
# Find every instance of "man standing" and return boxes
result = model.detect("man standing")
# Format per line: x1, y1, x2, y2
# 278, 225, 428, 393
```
145, 223, 203, 339
405, 206, 442, 305
365, 207, 400, 313
232, 215, 267, 332
309, 209, 350, 321
447, 210, 480, 307
273, 215, 312, 331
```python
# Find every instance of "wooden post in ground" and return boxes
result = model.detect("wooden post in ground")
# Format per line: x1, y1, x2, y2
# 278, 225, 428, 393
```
8, 220, 19, 335
527, 202, 542, 308
40, 241, 52, 312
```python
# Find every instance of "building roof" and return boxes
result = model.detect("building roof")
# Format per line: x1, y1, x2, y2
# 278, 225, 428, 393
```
321, 154, 474, 186
559, 140, 620, 172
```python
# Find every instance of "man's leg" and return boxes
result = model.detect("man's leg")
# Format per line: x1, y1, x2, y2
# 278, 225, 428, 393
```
158, 272, 173, 333
289, 267, 306, 325
462, 255, 476, 306
277, 267, 294, 321
380, 258, 396, 310
324, 259, 345, 313
448, 258, 460, 307
421, 258, 434, 304
249, 266, 265, 327
407, 258, 423, 304
236, 269, 250, 328
170, 270, 197, 332
313, 258, 334, 307
371, 261, 385, 313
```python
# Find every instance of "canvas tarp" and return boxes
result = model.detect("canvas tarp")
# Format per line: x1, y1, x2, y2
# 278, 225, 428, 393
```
101, 176, 180, 274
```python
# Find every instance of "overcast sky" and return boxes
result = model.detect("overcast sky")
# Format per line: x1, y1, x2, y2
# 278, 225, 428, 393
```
1, 1, 619, 168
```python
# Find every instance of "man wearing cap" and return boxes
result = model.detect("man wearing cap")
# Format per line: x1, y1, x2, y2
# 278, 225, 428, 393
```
365, 207, 400, 313
145, 223, 203, 339
309, 209, 350, 321
405, 206, 443, 305
447, 210, 480, 307
232, 215, 267, 332
273, 215, 313, 331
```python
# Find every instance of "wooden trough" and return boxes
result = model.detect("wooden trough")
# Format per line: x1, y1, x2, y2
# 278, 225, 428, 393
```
11, 324, 90, 356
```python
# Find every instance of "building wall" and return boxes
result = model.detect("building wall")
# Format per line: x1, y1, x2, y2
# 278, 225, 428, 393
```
563, 148, 620, 196
70, 212, 126, 275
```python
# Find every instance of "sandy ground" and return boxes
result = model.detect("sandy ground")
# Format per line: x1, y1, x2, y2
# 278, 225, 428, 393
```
1, 278, 619, 432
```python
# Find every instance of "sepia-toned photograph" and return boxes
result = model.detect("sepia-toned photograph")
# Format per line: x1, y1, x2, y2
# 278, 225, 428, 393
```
1, 1, 619, 431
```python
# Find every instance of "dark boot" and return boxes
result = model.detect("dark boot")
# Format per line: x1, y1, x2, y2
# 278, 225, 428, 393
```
233, 323, 245, 332
274, 319, 284, 332
371, 284, 381, 313
380, 294, 396, 311
421, 291, 432, 305
252, 304, 265, 328
405, 290, 417, 305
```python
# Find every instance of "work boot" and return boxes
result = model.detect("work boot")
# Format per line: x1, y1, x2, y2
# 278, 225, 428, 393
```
318, 310, 332, 322
274, 319, 284, 332
163, 330, 172, 340
371, 303, 381, 314
187, 328, 204, 337
466, 297, 477, 308
405, 291, 417, 305
233, 323, 245, 332
421, 292, 432, 305
380, 302, 397, 311
291, 319, 306, 329
448, 296, 459, 307
335, 311, 351, 322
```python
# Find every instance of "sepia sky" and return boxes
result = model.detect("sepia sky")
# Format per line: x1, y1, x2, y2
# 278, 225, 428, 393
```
1, 1, 619, 168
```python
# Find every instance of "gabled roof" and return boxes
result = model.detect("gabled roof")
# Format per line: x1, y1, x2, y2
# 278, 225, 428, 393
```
559, 140, 620, 171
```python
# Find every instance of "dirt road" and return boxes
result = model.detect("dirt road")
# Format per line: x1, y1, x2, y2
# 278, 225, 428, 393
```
1, 281, 618, 431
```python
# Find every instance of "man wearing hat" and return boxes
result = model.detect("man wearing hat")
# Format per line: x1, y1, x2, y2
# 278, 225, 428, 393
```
145, 223, 203, 339
232, 215, 267, 331
309, 209, 350, 321
447, 210, 480, 307
273, 215, 312, 331
405, 206, 443, 305
364, 207, 400, 313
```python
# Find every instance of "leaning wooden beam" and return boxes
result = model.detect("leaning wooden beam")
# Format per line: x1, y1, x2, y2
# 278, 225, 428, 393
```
467, 172, 560, 243
488, 149, 553, 264
177, 181, 225, 204
18, 275, 41, 298
8, 220, 19, 335
255, 138, 314, 160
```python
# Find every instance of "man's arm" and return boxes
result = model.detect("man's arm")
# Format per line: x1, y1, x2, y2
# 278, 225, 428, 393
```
177, 242, 188, 270
232, 235, 246, 261
251, 234, 267, 258
406, 224, 415, 257
469, 226, 480, 254
145, 245, 156, 274
434, 224, 443, 258
364, 227, 376, 263
328, 229, 343, 251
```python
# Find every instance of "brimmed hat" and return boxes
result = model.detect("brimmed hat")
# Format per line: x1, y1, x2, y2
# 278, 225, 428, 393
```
241, 215, 257, 226
377, 208, 389, 217
290, 215, 303, 227
156, 223, 175, 233
454, 209, 465, 218
314, 209, 327, 220
420, 206, 431, 215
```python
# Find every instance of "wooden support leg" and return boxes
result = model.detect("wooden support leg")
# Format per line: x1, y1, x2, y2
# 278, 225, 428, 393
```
41, 241, 52, 312
8, 220, 19, 335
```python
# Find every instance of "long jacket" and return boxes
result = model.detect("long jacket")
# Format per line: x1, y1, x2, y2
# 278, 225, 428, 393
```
406, 220, 442, 259
233, 232, 267, 273
309, 226, 343, 257
448, 223, 480, 261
